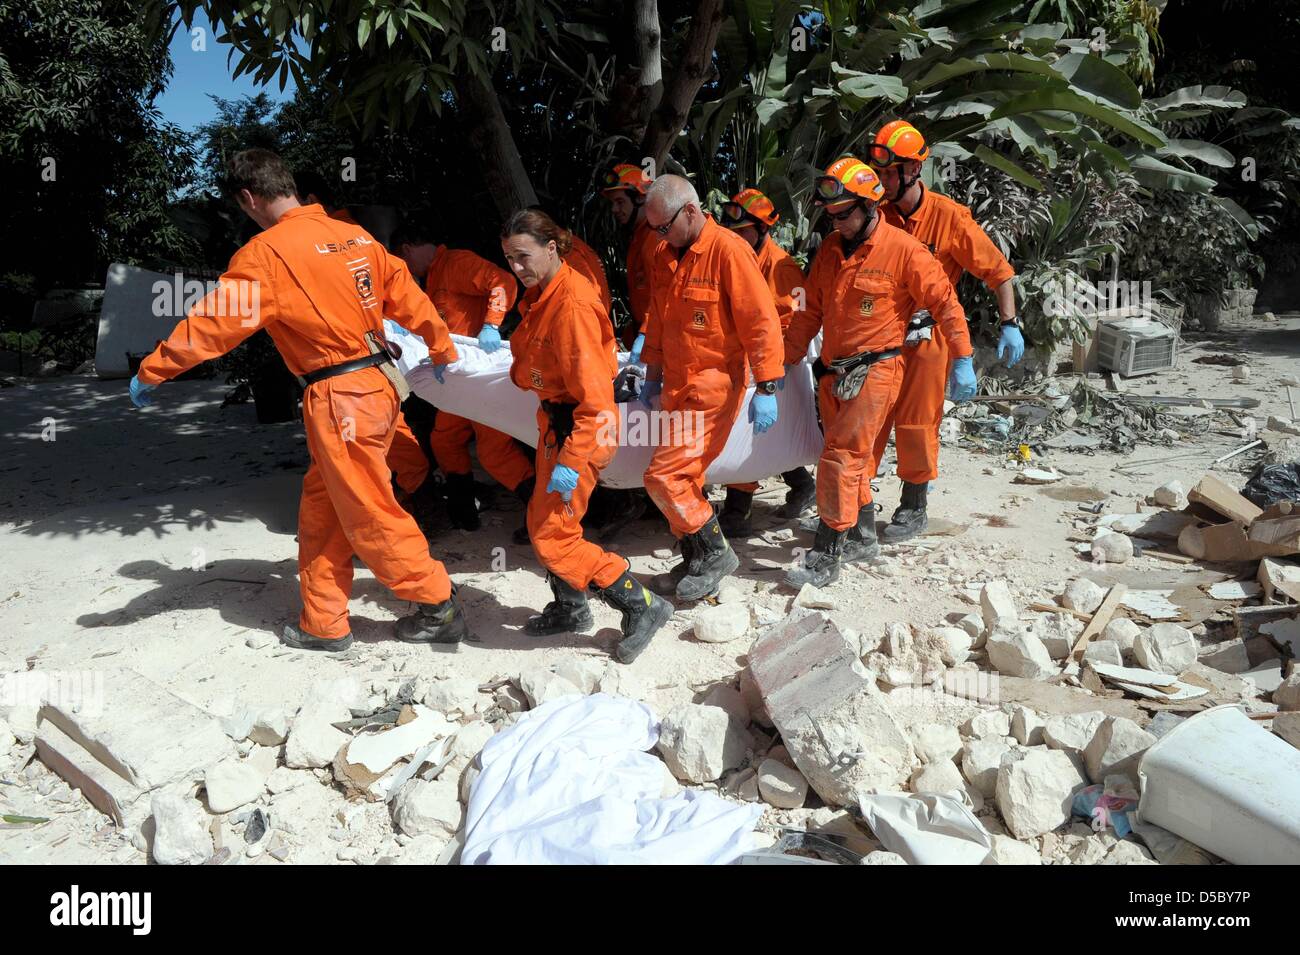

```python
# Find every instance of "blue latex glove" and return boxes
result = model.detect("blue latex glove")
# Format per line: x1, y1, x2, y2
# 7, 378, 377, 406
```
639, 378, 661, 408
997, 323, 1025, 367
948, 355, 977, 403
547, 464, 580, 502
432, 364, 448, 384
478, 323, 502, 354
749, 392, 779, 434
629, 333, 645, 364
128, 375, 156, 408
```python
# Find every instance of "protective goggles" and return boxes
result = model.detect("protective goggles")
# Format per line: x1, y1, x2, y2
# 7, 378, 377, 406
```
867, 143, 913, 168
813, 175, 850, 203
720, 202, 753, 227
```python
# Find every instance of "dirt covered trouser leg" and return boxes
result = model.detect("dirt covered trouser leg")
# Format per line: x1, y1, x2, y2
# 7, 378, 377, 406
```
816, 357, 904, 532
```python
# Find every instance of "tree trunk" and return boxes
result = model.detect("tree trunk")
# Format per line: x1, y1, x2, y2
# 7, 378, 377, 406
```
455, 71, 538, 219
639, 0, 724, 171
607, 0, 663, 145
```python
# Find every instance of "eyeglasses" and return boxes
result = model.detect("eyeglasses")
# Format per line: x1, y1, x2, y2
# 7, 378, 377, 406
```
825, 202, 862, 221
653, 204, 687, 236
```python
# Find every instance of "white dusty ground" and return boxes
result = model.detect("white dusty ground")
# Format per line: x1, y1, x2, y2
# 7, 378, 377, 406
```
1, 311, 1297, 864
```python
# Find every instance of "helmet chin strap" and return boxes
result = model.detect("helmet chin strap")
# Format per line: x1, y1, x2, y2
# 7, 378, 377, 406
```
843, 202, 878, 254
893, 166, 922, 204
750, 223, 768, 251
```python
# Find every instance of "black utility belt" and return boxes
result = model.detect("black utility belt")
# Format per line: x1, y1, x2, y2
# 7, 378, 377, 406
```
811, 348, 901, 380
301, 352, 391, 385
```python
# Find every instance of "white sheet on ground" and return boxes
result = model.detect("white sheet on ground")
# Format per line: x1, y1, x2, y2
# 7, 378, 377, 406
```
460, 693, 763, 865
857, 792, 994, 865
386, 322, 823, 489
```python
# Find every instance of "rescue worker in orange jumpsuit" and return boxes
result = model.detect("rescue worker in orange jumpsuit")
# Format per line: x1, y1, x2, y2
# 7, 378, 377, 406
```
599, 163, 657, 352
501, 209, 673, 663
130, 149, 468, 650
640, 175, 785, 601
389, 225, 536, 539
783, 158, 975, 588
868, 121, 1021, 541
715, 188, 818, 534
565, 232, 613, 315
295, 172, 435, 508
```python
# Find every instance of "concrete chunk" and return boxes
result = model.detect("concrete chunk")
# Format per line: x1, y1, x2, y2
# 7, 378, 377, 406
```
1009, 705, 1046, 746
995, 748, 1088, 839
657, 704, 750, 784
986, 623, 1058, 680
750, 610, 914, 805
1133, 623, 1197, 674
756, 758, 809, 809
693, 602, 751, 644
1062, 578, 1106, 614
1084, 716, 1156, 784
980, 581, 1018, 632
1043, 711, 1106, 756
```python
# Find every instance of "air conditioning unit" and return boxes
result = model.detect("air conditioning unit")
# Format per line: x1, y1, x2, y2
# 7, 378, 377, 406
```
1095, 316, 1178, 377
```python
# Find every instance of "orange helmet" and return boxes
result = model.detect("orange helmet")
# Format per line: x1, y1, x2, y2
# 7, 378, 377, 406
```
869, 120, 929, 167
813, 157, 885, 210
600, 162, 650, 196
721, 188, 779, 229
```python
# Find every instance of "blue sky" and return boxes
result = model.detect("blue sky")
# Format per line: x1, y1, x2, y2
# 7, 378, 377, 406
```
154, 10, 291, 132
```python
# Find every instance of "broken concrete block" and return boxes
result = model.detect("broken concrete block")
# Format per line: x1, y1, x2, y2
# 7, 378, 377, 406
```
986, 623, 1058, 680
1188, 473, 1263, 525
1043, 711, 1106, 756
756, 758, 808, 809
1102, 619, 1141, 656
248, 708, 291, 747
1034, 613, 1084, 660
961, 737, 1014, 797
693, 602, 751, 644
1258, 558, 1300, 603
150, 788, 213, 865
1153, 481, 1187, 509
1092, 532, 1133, 565
37, 669, 235, 793
908, 723, 963, 765
554, 659, 606, 696
333, 705, 455, 800
5, 705, 38, 744
736, 668, 773, 730
423, 677, 487, 715
962, 710, 1011, 740
932, 627, 973, 665
1010, 705, 1046, 746
204, 754, 274, 814
909, 759, 965, 795
656, 703, 751, 784
794, 583, 837, 610
284, 702, 350, 770
595, 667, 650, 704
1273, 712, 1300, 749
1084, 717, 1156, 784
748, 609, 914, 806
391, 777, 462, 838
1133, 623, 1197, 674
990, 834, 1042, 865
995, 748, 1088, 839
494, 683, 529, 714
863, 851, 907, 865
700, 685, 750, 727
1198, 638, 1252, 674
956, 613, 986, 649
1062, 578, 1106, 614
1275, 672, 1300, 711
1101, 840, 1158, 865
980, 581, 1018, 632
1083, 640, 1123, 668
518, 669, 582, 708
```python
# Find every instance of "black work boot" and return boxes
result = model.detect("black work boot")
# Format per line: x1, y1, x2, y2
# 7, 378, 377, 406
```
281, 624, 353, 653
395, 589, 469, 644
883, 481, 929, 543
525, 572, 594, 636
650, 534, 696, 596
777, 468, 817, 520
677, 515, 740, 602
511, 476, 535, 545
842, 504, 881, 563
593, 570, 674, 664
444, 472, 481, 531
785, 520, 846, 588
718, 487, 754, 537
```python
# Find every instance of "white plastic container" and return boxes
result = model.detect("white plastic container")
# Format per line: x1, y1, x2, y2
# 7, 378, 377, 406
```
1136, 705, 1300, 865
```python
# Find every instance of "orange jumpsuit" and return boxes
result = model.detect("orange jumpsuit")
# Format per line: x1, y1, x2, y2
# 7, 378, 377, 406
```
509, 263, 626, 590
641, 217, 785, 538
565, 236, 613, 316
423, 246, 535, 493
137, 204, 459, 639
325, 209, 429, 495
873, 186, 1015, 483
784, 220, 970, 532
622, 220, 658, 348
730, 233, 807, 495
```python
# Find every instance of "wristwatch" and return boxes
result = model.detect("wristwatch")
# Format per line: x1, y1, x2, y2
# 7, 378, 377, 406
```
1000, 315, 1021, 327
755, 379, 779, 395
